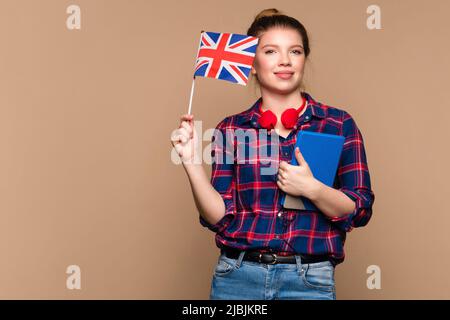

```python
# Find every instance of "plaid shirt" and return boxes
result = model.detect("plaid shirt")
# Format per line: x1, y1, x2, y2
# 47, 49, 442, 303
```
199, 92, 375, 266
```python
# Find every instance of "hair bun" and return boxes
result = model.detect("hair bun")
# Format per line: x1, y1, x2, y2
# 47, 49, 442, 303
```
254, 8, 282, 22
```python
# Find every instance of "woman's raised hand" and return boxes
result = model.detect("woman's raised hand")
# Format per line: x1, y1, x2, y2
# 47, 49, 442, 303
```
170, 114, 199, 164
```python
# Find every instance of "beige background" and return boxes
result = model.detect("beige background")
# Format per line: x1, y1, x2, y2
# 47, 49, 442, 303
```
0, 0, 449, 299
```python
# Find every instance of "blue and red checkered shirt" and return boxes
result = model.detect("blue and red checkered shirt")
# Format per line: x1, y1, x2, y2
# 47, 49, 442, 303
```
199, 92, 375, 266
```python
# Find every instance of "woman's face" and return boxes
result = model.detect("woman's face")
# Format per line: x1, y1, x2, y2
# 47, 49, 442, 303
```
251, 27, 306, 95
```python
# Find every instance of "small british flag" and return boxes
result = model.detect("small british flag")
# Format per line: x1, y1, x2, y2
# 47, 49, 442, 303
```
194, 31, 259, 86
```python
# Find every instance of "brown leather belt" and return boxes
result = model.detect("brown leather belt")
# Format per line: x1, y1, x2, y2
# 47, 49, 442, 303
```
221, 247, 330, 265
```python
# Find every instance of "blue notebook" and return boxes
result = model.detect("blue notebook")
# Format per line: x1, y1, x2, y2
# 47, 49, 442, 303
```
281, 131, 345, 211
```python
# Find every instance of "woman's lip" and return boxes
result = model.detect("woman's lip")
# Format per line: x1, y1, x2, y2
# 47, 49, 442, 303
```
274, 72, 294, 79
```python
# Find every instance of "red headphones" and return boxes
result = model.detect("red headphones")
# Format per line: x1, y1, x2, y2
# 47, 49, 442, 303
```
258, 98, 307, 130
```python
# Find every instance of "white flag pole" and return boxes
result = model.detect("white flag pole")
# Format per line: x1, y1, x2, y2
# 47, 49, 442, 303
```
188, 30, 204, 115
187, 77, 195, 115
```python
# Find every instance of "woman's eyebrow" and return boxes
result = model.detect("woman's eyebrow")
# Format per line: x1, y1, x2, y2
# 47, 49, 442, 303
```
261, 44, 304, 49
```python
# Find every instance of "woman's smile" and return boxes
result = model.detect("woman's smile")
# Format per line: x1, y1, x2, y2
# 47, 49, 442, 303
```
274, 72, 294, 80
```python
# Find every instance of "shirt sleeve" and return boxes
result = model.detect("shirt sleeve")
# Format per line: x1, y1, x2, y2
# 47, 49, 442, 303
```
199, 121, 236, 233
327, 111, 375, 233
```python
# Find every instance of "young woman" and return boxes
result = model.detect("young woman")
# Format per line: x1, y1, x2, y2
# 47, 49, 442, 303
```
170, 8, 375, 300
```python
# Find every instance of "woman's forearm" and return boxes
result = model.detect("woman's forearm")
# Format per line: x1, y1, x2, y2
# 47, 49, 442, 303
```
183, 163, 226, 226
309, 179, 356, 219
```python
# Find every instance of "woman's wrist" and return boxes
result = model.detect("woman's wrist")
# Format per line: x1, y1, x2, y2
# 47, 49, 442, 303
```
307, 178, 325, 201
183, 161, 204, 176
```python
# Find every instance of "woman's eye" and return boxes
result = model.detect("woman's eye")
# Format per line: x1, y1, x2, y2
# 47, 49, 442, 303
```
264, 50, 303, 54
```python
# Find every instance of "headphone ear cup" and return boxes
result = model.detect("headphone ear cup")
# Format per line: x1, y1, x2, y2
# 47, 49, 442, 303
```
280, 108, 299, 129
259, 110, 277, 130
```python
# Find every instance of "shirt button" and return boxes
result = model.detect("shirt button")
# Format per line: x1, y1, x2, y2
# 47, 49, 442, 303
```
305, 116, 309, 120
277, 212, 282, 218
275, 235, 280, 239
284, 152, 288, 156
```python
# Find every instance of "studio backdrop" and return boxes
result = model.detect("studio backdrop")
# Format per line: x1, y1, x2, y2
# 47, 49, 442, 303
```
0, 0, 449, 299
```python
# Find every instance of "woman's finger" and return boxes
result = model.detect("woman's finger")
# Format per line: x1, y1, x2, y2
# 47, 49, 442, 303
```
276, 179, 284, 189
279, 161, 288, 171
171, 134, 184, 144
170, 129, 181, 143
174, 143, 184, 157
178, 127, 190, 141
180, 121, 193, 137
180, 114, 194, 125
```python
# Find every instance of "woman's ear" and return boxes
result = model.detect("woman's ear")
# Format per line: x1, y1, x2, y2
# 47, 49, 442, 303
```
251, 66, 257, 75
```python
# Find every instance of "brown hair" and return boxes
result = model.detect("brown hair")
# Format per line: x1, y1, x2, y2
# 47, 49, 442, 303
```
247, 8, 311, 93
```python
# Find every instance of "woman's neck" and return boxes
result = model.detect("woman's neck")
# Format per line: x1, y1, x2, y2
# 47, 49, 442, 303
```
260, 90, 305, 116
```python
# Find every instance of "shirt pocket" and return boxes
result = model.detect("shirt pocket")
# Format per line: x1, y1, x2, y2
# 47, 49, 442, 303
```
235, 160, 279, 212
235, 162, 257, 210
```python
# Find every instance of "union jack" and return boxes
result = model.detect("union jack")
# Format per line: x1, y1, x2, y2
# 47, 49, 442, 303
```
193, 31, 259, 86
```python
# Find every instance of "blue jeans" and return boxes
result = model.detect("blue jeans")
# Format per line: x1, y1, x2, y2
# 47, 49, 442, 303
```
209, 251, 336, 300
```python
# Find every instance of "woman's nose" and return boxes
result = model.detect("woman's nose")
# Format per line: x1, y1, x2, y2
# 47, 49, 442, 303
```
279, 56, 292, 66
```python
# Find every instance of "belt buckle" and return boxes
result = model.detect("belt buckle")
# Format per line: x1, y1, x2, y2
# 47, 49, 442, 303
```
258, 252, 277, 264
269, 253, 277, 264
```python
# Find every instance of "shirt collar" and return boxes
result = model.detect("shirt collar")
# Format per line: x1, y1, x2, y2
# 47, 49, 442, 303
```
240, 91, 326, 129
